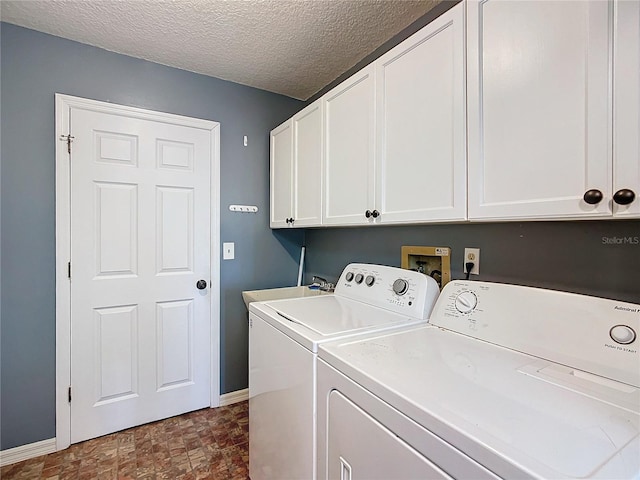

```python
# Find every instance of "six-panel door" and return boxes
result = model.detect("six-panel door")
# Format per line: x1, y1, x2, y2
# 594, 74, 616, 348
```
70, 106, 212, 443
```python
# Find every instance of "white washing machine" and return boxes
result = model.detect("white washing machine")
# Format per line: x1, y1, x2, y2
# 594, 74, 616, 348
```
248, 263, 440, 480
318, 281, 640, 479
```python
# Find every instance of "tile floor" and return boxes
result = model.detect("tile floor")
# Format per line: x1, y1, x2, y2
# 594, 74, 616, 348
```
1, 401, 249, 480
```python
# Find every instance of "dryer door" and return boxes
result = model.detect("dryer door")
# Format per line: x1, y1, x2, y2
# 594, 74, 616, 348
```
327, 390, 452, 480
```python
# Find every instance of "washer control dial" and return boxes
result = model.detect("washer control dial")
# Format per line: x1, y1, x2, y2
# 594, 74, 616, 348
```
355, 273, 364, 284
345, 272, 354, 282
365, 275, 375, 287
610, 325, 637, 345
392, 279, 409, 296
455, 291, 478, 314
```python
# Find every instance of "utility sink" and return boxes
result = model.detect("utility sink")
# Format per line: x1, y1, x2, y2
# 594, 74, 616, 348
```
242, 286, 328, 309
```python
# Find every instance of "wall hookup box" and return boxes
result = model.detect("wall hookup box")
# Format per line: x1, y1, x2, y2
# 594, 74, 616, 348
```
401, 246, 451, 289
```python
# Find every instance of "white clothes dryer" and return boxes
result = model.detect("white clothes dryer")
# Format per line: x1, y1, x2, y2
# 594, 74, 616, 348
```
248, 263, 440, 480
318, 281, 640, 479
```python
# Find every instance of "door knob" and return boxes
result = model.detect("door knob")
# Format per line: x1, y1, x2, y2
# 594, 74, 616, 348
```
613, 189, 636, 205
196, 280, 207, 290
583, 189, 603, 205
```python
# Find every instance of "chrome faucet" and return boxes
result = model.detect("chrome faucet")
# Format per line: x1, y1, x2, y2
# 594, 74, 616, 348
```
313, 275, 335, 292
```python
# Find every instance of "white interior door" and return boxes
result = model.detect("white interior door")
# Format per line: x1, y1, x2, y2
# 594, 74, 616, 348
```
66, 100, 216, 443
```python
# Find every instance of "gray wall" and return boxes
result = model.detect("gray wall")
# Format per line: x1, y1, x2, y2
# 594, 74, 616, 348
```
304, 221, 640, 305
0, 22, 303, 450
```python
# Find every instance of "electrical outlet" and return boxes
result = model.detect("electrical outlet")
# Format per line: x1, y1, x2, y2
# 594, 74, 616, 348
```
464, 248, 480, 275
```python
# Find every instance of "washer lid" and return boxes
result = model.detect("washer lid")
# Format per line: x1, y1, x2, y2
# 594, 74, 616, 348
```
319, 326, 640, 479
251, 295, 424, 352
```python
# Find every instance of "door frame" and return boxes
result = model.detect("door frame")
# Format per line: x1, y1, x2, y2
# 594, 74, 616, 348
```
54, 94, 221, 450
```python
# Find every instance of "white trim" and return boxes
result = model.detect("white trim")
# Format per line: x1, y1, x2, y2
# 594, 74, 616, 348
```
55, 94, 72, 451
218, 388, 249, 406
0, 439, 56, 467
55, 93, 221, 450
210, 123, 221, 409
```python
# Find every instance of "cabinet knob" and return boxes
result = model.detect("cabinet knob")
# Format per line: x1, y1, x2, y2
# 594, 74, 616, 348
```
371, 210, 380, 218
285, 217, 294, 224
613, 189, 636, 206
365, 210, 372, 218
583, 189, 603, 205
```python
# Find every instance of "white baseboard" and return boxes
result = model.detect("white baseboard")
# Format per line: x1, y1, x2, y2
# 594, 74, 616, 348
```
219, 388, 249, 406
0, 438, 57, 467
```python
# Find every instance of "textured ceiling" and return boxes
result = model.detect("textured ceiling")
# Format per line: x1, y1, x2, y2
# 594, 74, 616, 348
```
1, 0, 441, 100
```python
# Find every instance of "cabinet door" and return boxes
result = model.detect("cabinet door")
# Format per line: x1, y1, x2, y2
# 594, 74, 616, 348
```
613, 0, 640, 218
293, 101, 323, 226
323, 65, 376, 225
376, 2, 466, 224
467, 0, 612, 220
270, 121, 293, 228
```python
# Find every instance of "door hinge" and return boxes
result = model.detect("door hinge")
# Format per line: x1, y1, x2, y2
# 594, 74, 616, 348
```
59, 134, 75, 154
68, 386, 72, 403
68, 261, 71, 279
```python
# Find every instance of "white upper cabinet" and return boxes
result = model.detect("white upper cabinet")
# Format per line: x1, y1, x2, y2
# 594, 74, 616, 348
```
375, 2, 466, 224
323, 65, 376, 225
293, 101, 323, 226
272, 0, 636, 228
613, 0, 640, 218
270, 101, 323, 228
467, 0, 612, 220
270, 121, 294, 228
322, 2, 466, 227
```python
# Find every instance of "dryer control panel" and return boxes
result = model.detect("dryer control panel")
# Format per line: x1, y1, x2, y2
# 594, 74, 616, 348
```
334, 263, 440, 320
430, 281, 640, 388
